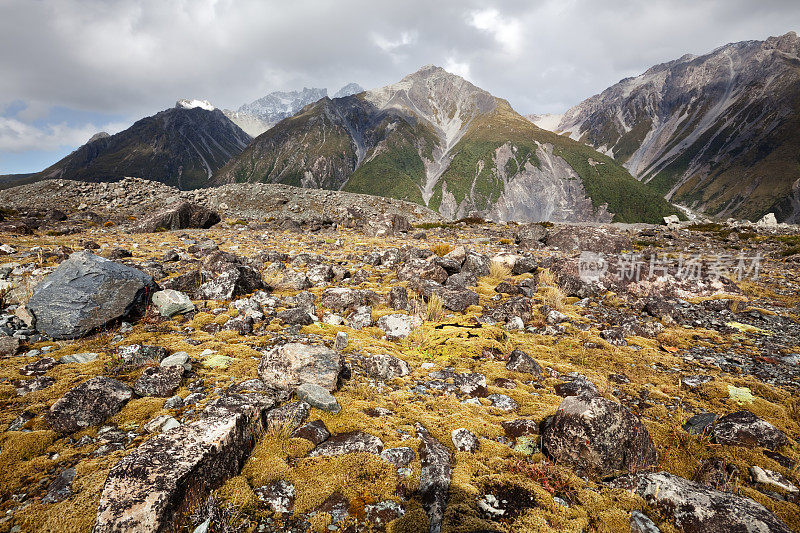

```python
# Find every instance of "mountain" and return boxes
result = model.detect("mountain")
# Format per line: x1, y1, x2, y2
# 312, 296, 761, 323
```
558, 32, 800, 222
224, 84, 363, 136
333, 83, 364, 98
525, 113, 563, 131
31, 100, 251, 190
214, 65, 679, 223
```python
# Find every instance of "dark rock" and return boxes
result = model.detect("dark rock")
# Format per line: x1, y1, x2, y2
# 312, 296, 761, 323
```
105, 248, 132, 260
415, 280, 479, 312
291, 419, 330, 445
502, 419, 540, 443
46, 376, 132, 433
554, 375, 599, 398
316, 491, 350, 523
712, 410, 789, 450
489, 296, 533, 323
542, 394, 658, 475
134, 201, 220, 233
160, 269, 202, 295
397, 258, 448, 284
26, 251, 156, 339
506, 349, 542, 376
19, 356, 59, 376
683, 413, 718, 436
309, 431, 384, 457
416, 423, 451, 533
133, 366, 184, 397
495, 281, 520, 295
222, 315, 254, 334
258, 343, 343, 392
433, 257, 461, 275
693, 457, 731, 491
41, 467, 76, 504
277, 307, 314, 326
117, 344, 168, 366
511, 256, 538, 275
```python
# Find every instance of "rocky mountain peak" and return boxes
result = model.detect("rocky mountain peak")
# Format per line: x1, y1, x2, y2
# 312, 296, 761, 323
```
87, 132, 110, 143
333, 83, 364, 98
176, 99, 215, 111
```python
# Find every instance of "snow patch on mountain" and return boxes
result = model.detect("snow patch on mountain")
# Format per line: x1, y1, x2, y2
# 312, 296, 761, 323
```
176, 99, 215, 111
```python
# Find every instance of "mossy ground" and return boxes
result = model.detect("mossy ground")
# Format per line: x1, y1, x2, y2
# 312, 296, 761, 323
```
0, 221, 798, 532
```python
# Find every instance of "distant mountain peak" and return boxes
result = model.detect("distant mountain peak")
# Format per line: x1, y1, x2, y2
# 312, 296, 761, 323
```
176, 99, 215, 111
333, 83, 364, 98
87, 132, 110, 143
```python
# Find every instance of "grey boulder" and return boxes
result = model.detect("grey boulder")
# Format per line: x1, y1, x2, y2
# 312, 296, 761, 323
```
46, 376, 132, 433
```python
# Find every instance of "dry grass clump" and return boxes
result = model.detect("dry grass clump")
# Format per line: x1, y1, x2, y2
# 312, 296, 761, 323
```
488, 260, 512, 281
536, 268, 566, 311
431, 243, 452, 257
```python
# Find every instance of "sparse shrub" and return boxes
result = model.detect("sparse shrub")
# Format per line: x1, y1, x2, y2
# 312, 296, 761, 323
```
537, 268, 557, 287
498, 238, 513, 245
507, 459, 579, 504
539, 286, 566, 311
431, 243, 452, 257
425, 294, 444, 322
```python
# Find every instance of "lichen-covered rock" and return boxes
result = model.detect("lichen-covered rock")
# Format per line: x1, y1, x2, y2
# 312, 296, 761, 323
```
416, 423, 451, 533
320, 287, 382, 312
506, 349, 542, 375
26, 251, 156, 339
542, 394, 658, 475
265, 401, 310, 432
623, 471, 791, 533
117, 344, 168, 366
291, 419, 330, 445
46, 376, 132, 433
309, 431, 384, 457
296, 383, 341, 413
362, 353, 410, 380
151, 289, 194, 317
397, 258, 448, 284
133, 201, 220, 233
257, 343, 342, 392
197, 251, 264, 300
381, 447, 416, 468
255, 480, 295, 513
451, 428, 479, 452
94, 396, 275, 532
376, 314, 421, 341
502, 419, 540, 444
712, 410, 789, 450
133, 366, 183, 397
0, 335, 21, 356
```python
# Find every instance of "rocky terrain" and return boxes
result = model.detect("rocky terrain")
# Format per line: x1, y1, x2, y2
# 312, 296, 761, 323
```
557, 31, 800, 223
0, 179, 798, 533
215, 66, 679, 225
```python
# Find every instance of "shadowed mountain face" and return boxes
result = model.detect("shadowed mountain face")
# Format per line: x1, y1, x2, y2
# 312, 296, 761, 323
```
558, 32, 800, 222
215, 65, 679, 224
31, 103, 252, 190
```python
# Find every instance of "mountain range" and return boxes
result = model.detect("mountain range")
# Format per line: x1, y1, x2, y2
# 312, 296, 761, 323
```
4, 32, 799, 223
223, 84, 364, 137
214, 65, 677, 223
557, 31, 800, 222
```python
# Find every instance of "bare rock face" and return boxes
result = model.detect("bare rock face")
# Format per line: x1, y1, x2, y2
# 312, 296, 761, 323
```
46, 376, 132, 433
133, 366, 184, 397
257, 343, 343, 392
26, 251, 156, 339
309, 431, 384, 457
712, 410, 789, 450
364, 213, 411, 237
197, 251, 264, 300
133, 201, 220, 233
94, 393, 277, 533
541, 394, 658, 475
416, 423, 452, 533
621, 471, 792, 533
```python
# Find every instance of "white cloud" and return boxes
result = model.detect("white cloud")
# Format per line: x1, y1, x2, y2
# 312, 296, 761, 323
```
444, 58, 471, 80
0, 117, 128, 153
469, 8, 523, 55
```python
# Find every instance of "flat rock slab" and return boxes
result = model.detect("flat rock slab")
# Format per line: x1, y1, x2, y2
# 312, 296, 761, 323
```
624, 471, 791, 533
26, 251, 156, 339
47, 376, 132, 433
712, 410, 789, 450
133, 366, 184, 397
151, 290, 195, 317
309, 431, 383, 457
542, 394, 658, 475
94, 395, 275, 533
258, 343, 342, 392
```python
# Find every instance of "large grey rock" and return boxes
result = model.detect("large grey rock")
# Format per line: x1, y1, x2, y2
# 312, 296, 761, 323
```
621, 471, 791, 533
541, 394, 658, 475
296, 383, 340, 413
320, 288, 381, 312
197, 251, 264, 300
46, 376, 132, 433
362, 353, 410, 380
712, 410, 789, 450
364, 213, 411, 237
151, 290, 194, 317
376, 314, 421, 341
94, 394, 276, 533
506, 349, 542, 375
133, 201, 220, 233
0, 335, 21, 356
257, 343, 343, 392
397, 258, 448, 284
416, 423, 451, 533
26, 251, 156, 339
133, 366, 184, 397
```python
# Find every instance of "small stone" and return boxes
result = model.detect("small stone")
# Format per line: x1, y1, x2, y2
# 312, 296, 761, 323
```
291, 419, 330, 445
451, 428, 479, 452
487, 394, 518, 411
333, 331, 348, 350
160, 351, 190, 369
683, 412, 718, 436
255, 480, 295, 513
309, 431, 384, 457
296, 383, 340, 413
151, 289, 195, 317
143, 415, 181, 434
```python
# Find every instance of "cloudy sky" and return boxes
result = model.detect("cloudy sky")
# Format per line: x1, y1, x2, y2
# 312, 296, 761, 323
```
1, 0, 798, 174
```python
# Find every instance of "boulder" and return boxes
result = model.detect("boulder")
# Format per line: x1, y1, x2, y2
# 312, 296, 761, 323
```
0, 335, 21, 356
309, 431, 384, 457
362, 353, 410, 380
277, 307, 314, 326
320, 288, 381, 312
255, 480, 295, 513
416, 281, 479, 312
376, 314, 421, 341
117, 344, 168, 366
26, 251, 156, 339
397, 258, 448, 284
381, 447, 416, 468
506, 349, 542, 376
46, 376, 132, 433
296, 383, 340, 413
133, 366, 184, 397
291, 420, 330, 446
197, 251, 264, 300
416, 423, 451, 533
515, 224, 547, 248
94, 394, 276, 532
133, 201, 220, 233
541, 394, 658, 475
451, 428, 479, 452
257, 343, 343, 392
151, 290, 194, 317
462, 252, 490, 277
621, 471, 791, 533
712, 410, 788, 450
502, 419, 539, 444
